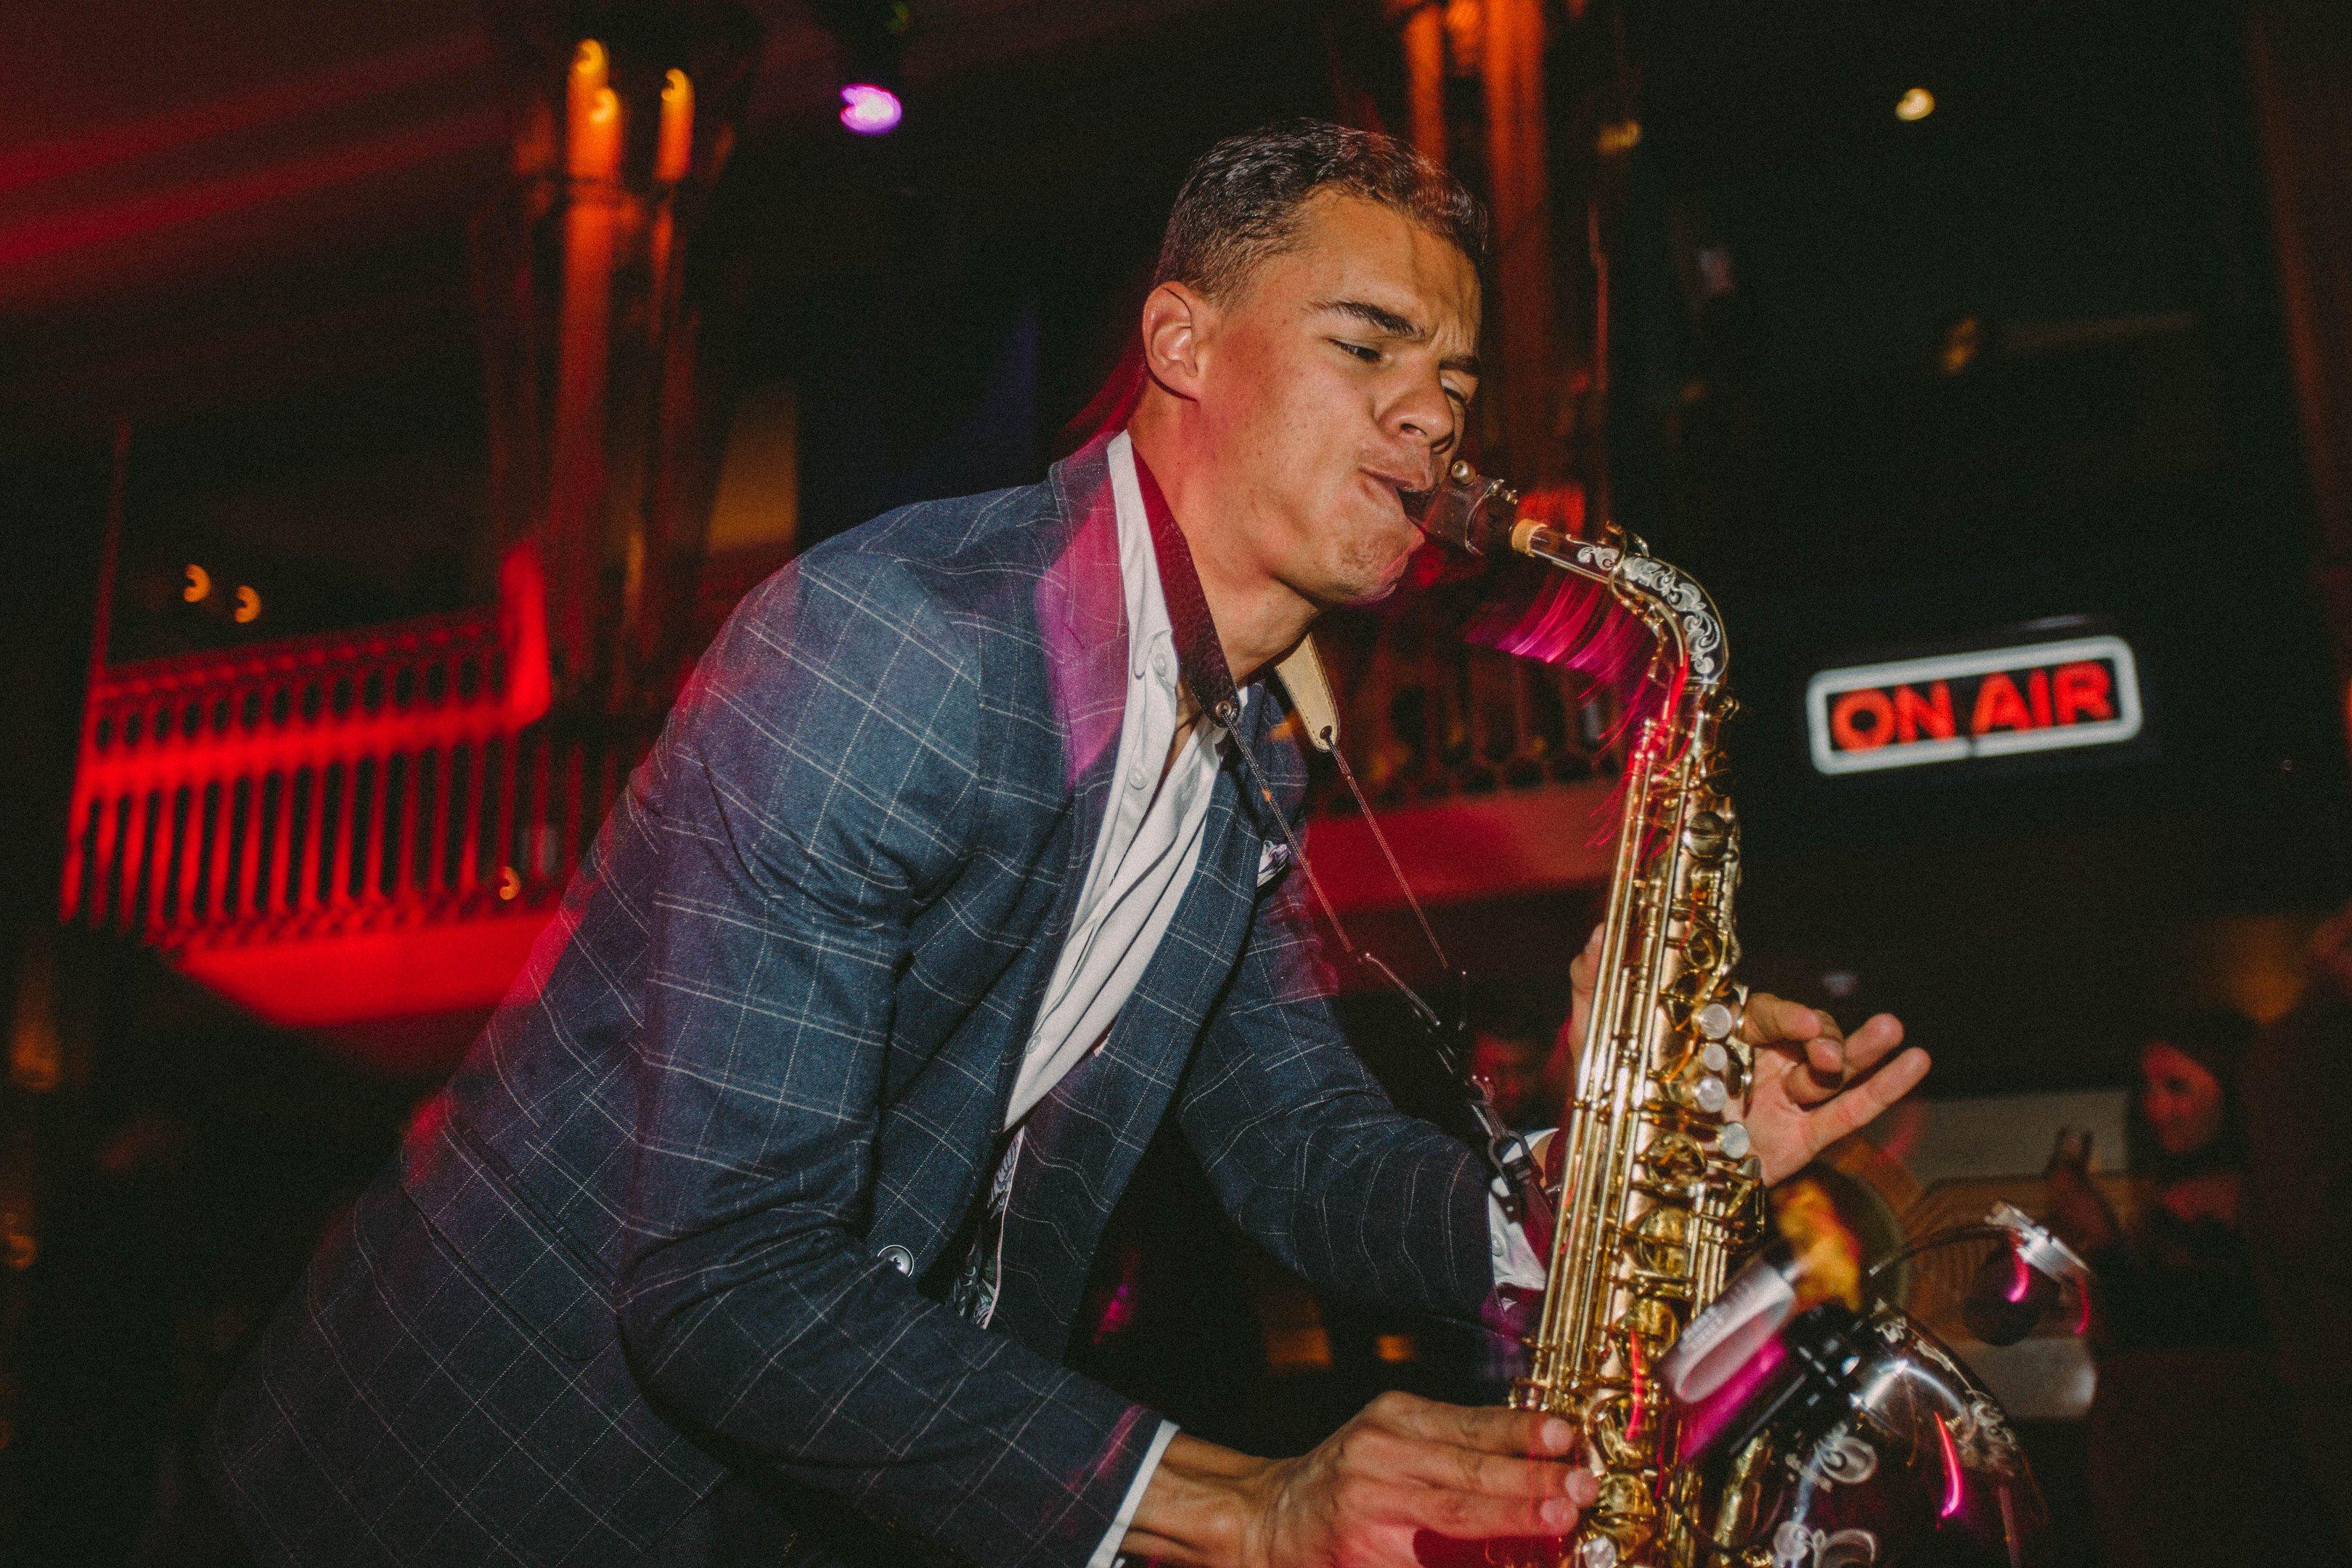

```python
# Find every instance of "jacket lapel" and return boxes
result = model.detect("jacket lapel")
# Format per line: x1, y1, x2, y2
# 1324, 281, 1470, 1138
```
984, 686, 1302, 1356
969, 438, 1132, 1136
1035, 438, 1128, 919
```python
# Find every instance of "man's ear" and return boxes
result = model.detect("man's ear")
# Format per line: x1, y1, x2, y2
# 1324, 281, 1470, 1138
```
1139, 282, 1212, 401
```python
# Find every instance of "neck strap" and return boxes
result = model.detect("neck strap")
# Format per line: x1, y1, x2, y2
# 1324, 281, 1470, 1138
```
1131, 447, 1245, 730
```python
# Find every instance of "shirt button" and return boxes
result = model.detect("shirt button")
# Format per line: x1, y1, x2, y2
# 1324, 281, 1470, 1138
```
1127, 767, 1148, 791
1151, 648, 1173, 682
878, 1244, 914, 1275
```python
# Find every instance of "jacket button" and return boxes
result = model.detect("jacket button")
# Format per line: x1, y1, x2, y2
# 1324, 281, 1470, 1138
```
878, 1244, 914, 1275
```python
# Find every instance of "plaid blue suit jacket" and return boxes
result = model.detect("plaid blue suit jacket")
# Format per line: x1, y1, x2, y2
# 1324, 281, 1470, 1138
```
206, 436, 1495, 1567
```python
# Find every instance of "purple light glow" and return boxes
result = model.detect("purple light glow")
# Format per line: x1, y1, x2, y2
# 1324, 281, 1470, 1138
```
839, 83, 903, 135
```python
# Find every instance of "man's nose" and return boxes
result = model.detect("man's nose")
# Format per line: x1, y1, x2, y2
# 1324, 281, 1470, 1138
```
1389, 377, 1458, 473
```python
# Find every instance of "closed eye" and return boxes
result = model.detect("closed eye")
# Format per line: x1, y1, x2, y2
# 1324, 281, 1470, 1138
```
1331, 339, 1382, 364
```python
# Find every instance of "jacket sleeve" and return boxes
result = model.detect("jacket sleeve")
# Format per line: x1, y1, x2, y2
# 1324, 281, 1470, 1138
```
1175, 830, 1495, 1320
613, 551, 1159, 1568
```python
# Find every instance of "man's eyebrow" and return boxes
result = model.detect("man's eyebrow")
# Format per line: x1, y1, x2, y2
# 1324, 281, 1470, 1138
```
1312, 296, 1425, 340
1312, 296, 1481, 377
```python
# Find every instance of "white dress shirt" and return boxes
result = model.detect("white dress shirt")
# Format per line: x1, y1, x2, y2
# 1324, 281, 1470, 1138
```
1005, 433, 1238, 1131
1015, 433, 1534, 1567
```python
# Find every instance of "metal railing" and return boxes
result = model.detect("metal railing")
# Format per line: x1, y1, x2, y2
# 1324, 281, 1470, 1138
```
60, 599, 1616, 959
59, 609, 645, 942
1308, 604, 1621, 814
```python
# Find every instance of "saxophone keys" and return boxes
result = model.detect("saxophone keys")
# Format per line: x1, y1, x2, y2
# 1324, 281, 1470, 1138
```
1717, 1121, 1752, 1161
1665, 1075, 1728, 1115
1698, 1040, 1730, 1075
1638, 1131, 1707, 1183
1682, 810, 1731, 860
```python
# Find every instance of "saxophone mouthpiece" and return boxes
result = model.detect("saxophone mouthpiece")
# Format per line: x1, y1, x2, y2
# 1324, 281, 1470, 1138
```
1406, 460, 1518, 556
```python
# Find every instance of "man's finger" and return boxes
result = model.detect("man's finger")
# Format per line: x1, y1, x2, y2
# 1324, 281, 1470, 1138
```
1832, 1013, 1905, 1075
1739, 992, 1824, 1048
1350, 1436, 1593, 1507
1784, 1013, 1905, 1104
1376, 1396, 1577, 1458
1803, 1034, 1847, 1085
1394, 1482, 1586, 1540
1802, 1046, 1932, 1148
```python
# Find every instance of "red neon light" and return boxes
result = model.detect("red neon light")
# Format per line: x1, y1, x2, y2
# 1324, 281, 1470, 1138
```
1933, 1412, 1965, 1519
1894, 680, 1955, 741
1968, 671, 2032, 735
2053, 661, 2113, 723
174, 907, 555, 1033
1829, 687, 1892, 752
1808, 634, 2142, 775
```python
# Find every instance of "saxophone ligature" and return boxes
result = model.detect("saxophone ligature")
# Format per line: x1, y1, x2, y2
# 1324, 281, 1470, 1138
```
1413, 463, 2073, 1568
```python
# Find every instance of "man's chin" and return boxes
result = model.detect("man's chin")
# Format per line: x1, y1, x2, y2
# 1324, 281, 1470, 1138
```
1307, 538, 1418, 611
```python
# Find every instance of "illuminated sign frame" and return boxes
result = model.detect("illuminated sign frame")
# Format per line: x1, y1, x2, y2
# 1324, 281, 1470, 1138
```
1806, 633, 2144, 775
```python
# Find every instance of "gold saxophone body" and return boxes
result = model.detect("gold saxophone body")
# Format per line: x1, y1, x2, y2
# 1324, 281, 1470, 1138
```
1421, 462, 1762, 1567
1506, 555, 1754, 1568
1420, 464, 2063, 1568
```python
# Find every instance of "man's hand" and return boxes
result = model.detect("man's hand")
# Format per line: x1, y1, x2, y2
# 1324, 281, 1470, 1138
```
1124, 1394, 1593, 1568
1564, 926, 1929, 1185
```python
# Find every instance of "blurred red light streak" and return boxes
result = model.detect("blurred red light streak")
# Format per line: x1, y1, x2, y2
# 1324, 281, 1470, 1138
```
0, 36, 491, 198
0, 110, 501, 271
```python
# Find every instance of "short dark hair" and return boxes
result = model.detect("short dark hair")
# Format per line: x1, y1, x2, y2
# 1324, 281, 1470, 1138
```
1155, 119, 1487, 301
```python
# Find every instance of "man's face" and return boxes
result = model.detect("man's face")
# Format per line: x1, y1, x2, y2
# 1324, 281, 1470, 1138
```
1186, 192, 1482, 609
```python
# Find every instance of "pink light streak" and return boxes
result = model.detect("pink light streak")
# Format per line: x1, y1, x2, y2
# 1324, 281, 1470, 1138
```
1933, 1412, 1965, 1520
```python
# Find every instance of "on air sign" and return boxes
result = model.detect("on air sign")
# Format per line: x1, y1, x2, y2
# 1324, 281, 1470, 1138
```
1807, 634, 2144, 775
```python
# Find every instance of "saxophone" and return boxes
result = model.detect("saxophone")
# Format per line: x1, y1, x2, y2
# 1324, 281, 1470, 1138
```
1419, 460, 1761, 1568
1420, 465, 2067, 1568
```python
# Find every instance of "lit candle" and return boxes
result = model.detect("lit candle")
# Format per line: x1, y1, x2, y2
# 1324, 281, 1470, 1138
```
566, 40, 608, 134
570, 86, 621, 182
656, 70, 695, 184
567, 42, 620, 181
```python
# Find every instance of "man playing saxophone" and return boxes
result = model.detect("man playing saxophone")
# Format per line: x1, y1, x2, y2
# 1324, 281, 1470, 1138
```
208, 121, 1925, 1568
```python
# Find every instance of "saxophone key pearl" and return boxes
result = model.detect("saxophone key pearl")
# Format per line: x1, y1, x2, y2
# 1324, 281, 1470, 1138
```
1674, 1075, 1728, 1115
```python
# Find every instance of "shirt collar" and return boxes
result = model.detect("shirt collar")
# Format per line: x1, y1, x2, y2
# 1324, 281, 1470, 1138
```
1106, 430, 1252, 724
1107, 430, 1183, 688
